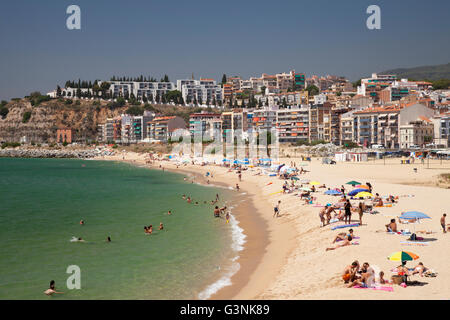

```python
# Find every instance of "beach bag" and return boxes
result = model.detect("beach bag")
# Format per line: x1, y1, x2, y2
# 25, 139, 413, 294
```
391, 275, 403, 285
342, 273, 351, 282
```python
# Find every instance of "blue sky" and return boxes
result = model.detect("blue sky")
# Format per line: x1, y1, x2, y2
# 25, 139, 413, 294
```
0, 0, 449, 100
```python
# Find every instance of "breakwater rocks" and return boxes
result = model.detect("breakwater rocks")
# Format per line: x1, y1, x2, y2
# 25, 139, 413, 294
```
0, 148, 111, 159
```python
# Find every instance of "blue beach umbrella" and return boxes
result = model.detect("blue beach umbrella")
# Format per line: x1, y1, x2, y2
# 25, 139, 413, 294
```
399, 211, 431, 236
400, 211, 431, 220
324, 190, 341, 196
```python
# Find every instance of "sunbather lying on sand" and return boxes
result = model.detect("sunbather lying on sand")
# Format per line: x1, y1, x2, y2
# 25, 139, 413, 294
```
326, 235, 353, 251
412, 262, 428, 277
333, 229, 355, 243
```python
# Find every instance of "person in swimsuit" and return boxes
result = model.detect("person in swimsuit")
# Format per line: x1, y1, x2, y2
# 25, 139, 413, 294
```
326, 235, 353, 251
44, 280, 63, 296
441, 214, 447, 233
386, 219, 398, 232
344, 200, 352, 224
319, 205, 327, 226
273, 200, 281, 218
214, 206, 221, 218
333, 229, 354, 243
342, 261, 360, 283
412, 262, 428, 277
358, 202, 364, 225
159, 223, 164, 231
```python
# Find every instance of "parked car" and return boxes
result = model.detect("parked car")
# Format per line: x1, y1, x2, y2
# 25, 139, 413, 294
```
371, 144, 384, 149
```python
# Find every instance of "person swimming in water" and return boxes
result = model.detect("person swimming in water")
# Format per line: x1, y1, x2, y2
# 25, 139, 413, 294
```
168, 210, 172, 215
106, 236, 111, 242
44, 280, 63, 296
80, 220, 84, 225
159, 222, 164, 231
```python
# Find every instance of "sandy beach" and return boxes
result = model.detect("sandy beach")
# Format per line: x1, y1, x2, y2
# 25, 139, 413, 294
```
96, 152, 450, 300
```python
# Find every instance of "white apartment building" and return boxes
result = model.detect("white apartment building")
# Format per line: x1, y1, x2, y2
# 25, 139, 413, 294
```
178, 79, 222, 104
105, 81, 176, 100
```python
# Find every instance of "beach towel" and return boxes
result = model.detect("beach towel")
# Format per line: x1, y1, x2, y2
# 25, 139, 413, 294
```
353, 285, 393, 292
331, 223, 360, 230
400, 241, 429, 246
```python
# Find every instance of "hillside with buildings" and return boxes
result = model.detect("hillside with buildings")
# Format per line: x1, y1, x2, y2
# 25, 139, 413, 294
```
381, 62, 450, 81
1, 70, 449, 150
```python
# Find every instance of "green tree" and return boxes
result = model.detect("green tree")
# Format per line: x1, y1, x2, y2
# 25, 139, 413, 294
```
306, 85, 319, 96
0, 107, 8, 119
22, 111, 32, 123
221, 74, 227, 87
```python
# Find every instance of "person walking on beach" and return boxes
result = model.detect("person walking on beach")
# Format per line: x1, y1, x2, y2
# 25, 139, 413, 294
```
273, 200, 281, 218
344, 200, 352, 224
236, 184, 240, 191
441, 214, 447, 233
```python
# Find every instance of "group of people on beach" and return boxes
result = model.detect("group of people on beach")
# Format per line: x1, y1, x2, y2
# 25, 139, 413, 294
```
342, 259, 431, 289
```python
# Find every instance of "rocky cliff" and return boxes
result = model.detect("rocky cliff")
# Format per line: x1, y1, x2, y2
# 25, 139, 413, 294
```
0, 99, 127, 143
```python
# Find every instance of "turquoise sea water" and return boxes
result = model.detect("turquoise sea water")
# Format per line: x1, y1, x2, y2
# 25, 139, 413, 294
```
0, 158, 235, 299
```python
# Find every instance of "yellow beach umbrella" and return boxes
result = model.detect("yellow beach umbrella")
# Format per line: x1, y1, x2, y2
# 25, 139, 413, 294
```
355, 191, 373, 198
310, 181, 321, 185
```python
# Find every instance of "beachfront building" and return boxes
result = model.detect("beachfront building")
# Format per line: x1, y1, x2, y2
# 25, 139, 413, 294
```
353, 102, 435, 148
178, 79, 222, 105
431, 113, 450, 147
354, 105, 400, 148
308, 103, 332, 143
340, 111, 356, 145
276, 107, 309, 143
252, 107, 278, 135
221, 111, 248, 141
56, 128, 73, 144
147, 116, 186, 142
399, 119, 434, 149
189, 113, 222, 141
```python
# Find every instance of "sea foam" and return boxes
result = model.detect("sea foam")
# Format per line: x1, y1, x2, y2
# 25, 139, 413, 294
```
198, 212, 247, 300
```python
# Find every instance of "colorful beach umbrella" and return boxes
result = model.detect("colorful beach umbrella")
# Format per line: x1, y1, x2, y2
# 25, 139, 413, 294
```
356, 185, 370, 190
355, 191, 373, 198
310, 181, 321, 185
290, 176, 300, 181
348, 188, 370, 196
388, 251, 419, 262
346, 181, 361, 186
